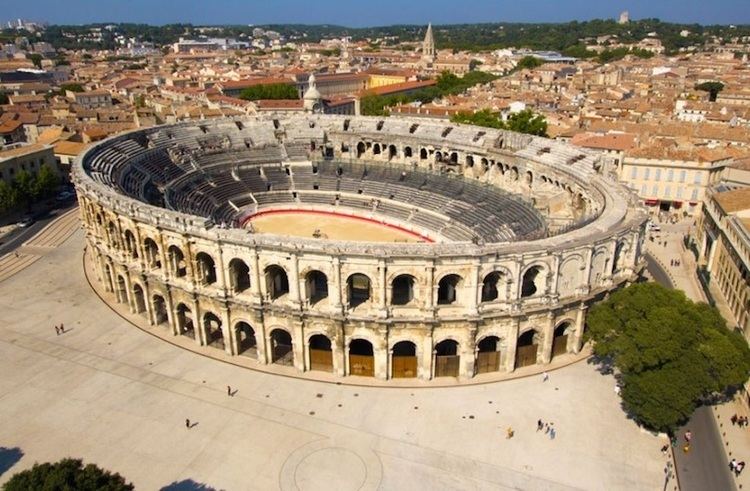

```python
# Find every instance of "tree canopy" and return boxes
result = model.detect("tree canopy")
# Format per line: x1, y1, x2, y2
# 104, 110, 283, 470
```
3, 458, 133, 491
695, 81, 725, 102
516, 55, 543, 71
0, 164, 60, 215
238, 83, 298, 101
586, 282, 750, 432
451, 108, 548, 137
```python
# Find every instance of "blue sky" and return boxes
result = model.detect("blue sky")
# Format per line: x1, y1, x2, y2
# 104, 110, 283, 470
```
5, 0, 750, 26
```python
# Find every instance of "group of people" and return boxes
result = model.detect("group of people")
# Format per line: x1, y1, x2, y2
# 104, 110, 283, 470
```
730, 459, 746, 477
536, 419, 556, 439
670, 258, 682, 267
54, 323, 66, 335
731, 414, 749, 427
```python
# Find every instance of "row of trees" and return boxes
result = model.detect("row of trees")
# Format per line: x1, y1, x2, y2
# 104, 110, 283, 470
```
3, 458, 133, 490
361, 70, 498, 116
238, 83, 298, 101
586, 282, 750, 432
0, 165, 60, 215
450, 109, 549, 137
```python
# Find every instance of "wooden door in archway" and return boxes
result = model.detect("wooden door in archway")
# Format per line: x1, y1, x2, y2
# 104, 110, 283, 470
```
476, 351, 501, 374
515, 344, 538, 368
392, 356, 417, 378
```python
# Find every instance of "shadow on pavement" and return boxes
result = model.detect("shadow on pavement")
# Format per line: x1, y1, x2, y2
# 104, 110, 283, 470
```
0, 446, 24, 478
160, 479, 217, 491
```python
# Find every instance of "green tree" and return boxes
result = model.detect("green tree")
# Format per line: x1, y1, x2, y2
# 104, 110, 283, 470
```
504, 109, 548, 137
0, 180, 18, 214
586, 282, 750, 432
695, 81, 725, 102
3, 458, 133, 491
239, 83, 298, 101
27, 53, 43, 69
60, 83, 85, 93
0, 92, 8, 105
12, 169, 35, 209
33, 164, 61, 199
516, 55, 543, 70
451, 109, 504, 129
469, 59, 483, 71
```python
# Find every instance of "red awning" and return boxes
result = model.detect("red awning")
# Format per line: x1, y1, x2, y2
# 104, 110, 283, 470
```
644, 199, 659, 206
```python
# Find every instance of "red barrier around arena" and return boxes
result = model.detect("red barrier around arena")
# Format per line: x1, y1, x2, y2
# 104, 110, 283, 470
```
244, 208, 436, 243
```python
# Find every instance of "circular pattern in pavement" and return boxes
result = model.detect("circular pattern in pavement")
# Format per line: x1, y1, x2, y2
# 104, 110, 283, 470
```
294, 447, 367, 491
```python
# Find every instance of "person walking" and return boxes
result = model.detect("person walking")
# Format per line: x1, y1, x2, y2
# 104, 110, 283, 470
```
227, 385, 231, 396
542, 371, 549, 382
684, 430, 692, 443
59, 323, 65, 334
544, 423, 550, 434
55, 325, 59, 336
550, 428, 556, 440
506, 427, 514, 439
737, 461, 746, 477
537, 419, 543, 432
186, 418, 191, 429
732, 414, 738, 426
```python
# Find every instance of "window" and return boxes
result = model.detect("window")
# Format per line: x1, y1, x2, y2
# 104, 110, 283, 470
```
691, 188, 699, 201
664, 186, 671, 198
694, 173, 703, 185
654, 169, 662, 181
652, 184, 659, 196
679, 170, 686, 183
643, 168, 650, 180
676, 187, 683, 199
641, 184, 647, 195
630, 167, 638, 179
667, 169, 674, 182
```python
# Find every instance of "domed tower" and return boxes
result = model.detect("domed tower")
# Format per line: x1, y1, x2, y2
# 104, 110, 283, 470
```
303, 73, 323, 113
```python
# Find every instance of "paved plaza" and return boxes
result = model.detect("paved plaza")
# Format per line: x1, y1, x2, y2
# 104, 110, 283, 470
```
0, 229, 668, 490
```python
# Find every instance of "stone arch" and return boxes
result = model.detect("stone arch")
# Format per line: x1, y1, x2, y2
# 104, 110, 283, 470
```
613, 240, 630, 274
420, 148, 428, 160
123, 229, 138, 259
434, 339, 460, 377
103, 262, 114, 292
349, 338, 374, 377
437, 273, 462, 305
356, 141, 366, 158
404, 146, 413, 158
391, 274, 416, 306
590, 248, 609, 286
521, 264, 546, 298
449, 152, 458, 164
143, 238, 160, 269
203, 312, 224, 349
107, 221, 118, 248
516, 329, 540, 368
476, 335, 502, 374
346, 273, 371, 308
270, 328, 293, 365
195, 252, 217, 285
264, 265, 289, 300
168, 245, 187, 277
373, 143, 381, 155
557, 255, 583, 297
387, 144, 397, 161
308, 333, 333, 372
132, 282, 146, 314
115, 274, 127, 303
466, 155, 474, 167
235, 321, 257, 358
481, 269, 511, 302
305, 270, 328, 305
152, 294, 168, 325
175, 303, 194, 338
552, 321, 573, 358
435, 151, 443, 162
228, 258, 251, 294
391, 340, 418, 379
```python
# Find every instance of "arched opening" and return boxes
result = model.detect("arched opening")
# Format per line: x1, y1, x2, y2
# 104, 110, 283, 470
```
420, 148, 428, 160
152, 295, 168, 325
437, 274, 461, 305
521, 266, 544, 298
103, 263, 114, 292
116, 275, 127, 304
434, 340, 460, 377
515, 330, 539, 368
466, 155, 474, 167
613, 242, 628, 274
195, 252, 217, 285
132, 283, 146, 314
228, 258, 251, 294
270, 329, 293, 365
107, 222, 118, 249
176, 303, 194, 339
305, 270, 328, 305
347, 273, 371, 308
373, 143, 381, 155
144, 238, 161, 269
167, 245, 187, 278
476, 336, 501, 374
349, 339, 374, 377
552, 323, 571, 358
525, 170, 533, 187
435, 151, 443, 162
449, 152, 458, 164
308, 334, 333, 372
388, 144, 397, 161
356, 141, 366, 158
404, 146, 413, 158
265, 265, 289, 300
124, 230, 138, 259
203, 312, 224, 350
391, 341, 417, 378
235, 321, 257, 358
391, 274, 416, 306
481, 271, 505, 302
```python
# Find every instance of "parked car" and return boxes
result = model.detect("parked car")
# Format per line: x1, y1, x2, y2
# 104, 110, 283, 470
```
17, 217, 34, 228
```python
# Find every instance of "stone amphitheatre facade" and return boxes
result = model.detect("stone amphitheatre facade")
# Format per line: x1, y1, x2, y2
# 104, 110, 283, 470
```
73, 114, 647, 382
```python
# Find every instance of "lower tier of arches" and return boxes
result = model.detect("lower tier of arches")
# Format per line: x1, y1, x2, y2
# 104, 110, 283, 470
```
93, 250, 591, 382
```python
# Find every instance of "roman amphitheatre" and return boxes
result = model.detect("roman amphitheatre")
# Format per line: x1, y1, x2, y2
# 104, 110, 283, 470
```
73, 114, 647, 383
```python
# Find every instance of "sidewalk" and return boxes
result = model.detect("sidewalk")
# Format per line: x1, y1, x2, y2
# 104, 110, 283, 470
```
646, 219, 749, 490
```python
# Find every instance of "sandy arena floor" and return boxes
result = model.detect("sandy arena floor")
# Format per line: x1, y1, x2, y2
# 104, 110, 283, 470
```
247, 210, 432, 243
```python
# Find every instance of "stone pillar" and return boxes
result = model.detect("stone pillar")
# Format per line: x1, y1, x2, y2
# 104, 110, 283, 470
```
191, 297, 203, 346
461, 329, 477, 379
122, 272, 135, 313
331, 258, 342, 311
573, 303, 587, 353
289, 254, 301, 307
293, 322, 305, 371
467, 263, 480, 315
374, 328, 388, 380
165, 288, 178, 336
332, 325, 345, 376
251, 252, 263, 304
541, 312, 555, 364
420, 328, 433, 380
141, 278, 154, 325
505, 318, 520, 372
387, 347, 393, 380
220, 306, 233, 355
216, 244, 229, 295
424, 264, 434, 310
378, 260, 387, 314
256, 317, 268, 364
